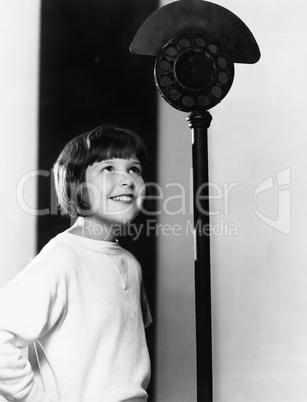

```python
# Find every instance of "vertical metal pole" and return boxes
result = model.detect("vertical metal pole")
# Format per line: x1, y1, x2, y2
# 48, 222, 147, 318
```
187, 110, 213, 402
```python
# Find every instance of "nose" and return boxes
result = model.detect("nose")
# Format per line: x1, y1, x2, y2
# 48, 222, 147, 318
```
119, 172, 135, 189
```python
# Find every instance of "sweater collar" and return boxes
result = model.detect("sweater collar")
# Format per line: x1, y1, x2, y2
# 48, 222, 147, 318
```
56, 231, 122, 255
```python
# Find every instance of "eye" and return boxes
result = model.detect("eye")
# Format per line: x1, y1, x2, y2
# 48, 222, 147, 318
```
102, 166, 114, 173
129, 166, 142, 175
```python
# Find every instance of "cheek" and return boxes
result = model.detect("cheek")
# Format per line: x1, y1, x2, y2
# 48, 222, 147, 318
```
89, 175, 112, 198
135, 178, 146, 210
136, 177, 146, 196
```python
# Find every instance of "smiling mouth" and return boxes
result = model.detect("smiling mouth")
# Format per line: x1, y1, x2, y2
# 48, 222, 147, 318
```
110, 194, 135, 204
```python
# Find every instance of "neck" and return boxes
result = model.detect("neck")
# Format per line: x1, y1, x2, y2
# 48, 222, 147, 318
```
68, 217, 116, 242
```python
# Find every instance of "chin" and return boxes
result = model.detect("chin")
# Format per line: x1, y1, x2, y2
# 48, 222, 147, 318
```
104, 212, 138, 226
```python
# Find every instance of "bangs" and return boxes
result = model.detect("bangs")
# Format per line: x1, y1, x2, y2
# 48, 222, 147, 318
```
86, 126, 147, 166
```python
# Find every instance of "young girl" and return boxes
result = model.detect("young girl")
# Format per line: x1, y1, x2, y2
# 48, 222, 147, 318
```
0, 124, 152, 402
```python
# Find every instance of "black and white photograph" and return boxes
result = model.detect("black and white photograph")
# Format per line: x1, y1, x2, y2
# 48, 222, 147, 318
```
0, 0, 306, 401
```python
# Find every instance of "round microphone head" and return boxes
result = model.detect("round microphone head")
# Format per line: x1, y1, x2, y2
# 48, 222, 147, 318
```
154, 32, 234, 112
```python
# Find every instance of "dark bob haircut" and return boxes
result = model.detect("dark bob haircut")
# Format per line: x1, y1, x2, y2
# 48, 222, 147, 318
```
53, 124, 147, 218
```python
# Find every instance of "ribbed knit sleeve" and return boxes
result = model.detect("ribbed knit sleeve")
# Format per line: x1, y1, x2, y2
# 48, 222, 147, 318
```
0, 241, 69, 402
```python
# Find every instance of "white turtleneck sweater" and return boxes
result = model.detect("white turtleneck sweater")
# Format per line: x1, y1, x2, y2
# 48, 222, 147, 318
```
0, 232, 151, 402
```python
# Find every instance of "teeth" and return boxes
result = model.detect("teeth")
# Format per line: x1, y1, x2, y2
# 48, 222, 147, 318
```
112, 196, 133, 202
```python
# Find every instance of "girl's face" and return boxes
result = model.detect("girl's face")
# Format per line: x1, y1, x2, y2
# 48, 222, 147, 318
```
83, 156, 145, 228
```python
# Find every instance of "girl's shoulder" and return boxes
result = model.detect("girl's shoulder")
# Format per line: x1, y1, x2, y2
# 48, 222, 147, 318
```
0, 233, 80, 297
26, 232, 82, 279
34, 233, 80, 264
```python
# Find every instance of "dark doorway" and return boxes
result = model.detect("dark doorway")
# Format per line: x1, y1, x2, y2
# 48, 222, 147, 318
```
37, 1, 158, 400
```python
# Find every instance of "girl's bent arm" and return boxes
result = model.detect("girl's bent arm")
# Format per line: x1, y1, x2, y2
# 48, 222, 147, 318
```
0, 335, 51, 401
0, 254, 67, 402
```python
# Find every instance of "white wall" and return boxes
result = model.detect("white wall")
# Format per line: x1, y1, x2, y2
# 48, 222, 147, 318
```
156, 0, 307, 401
0, 2, 40, 287
0, 2, 39, 401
